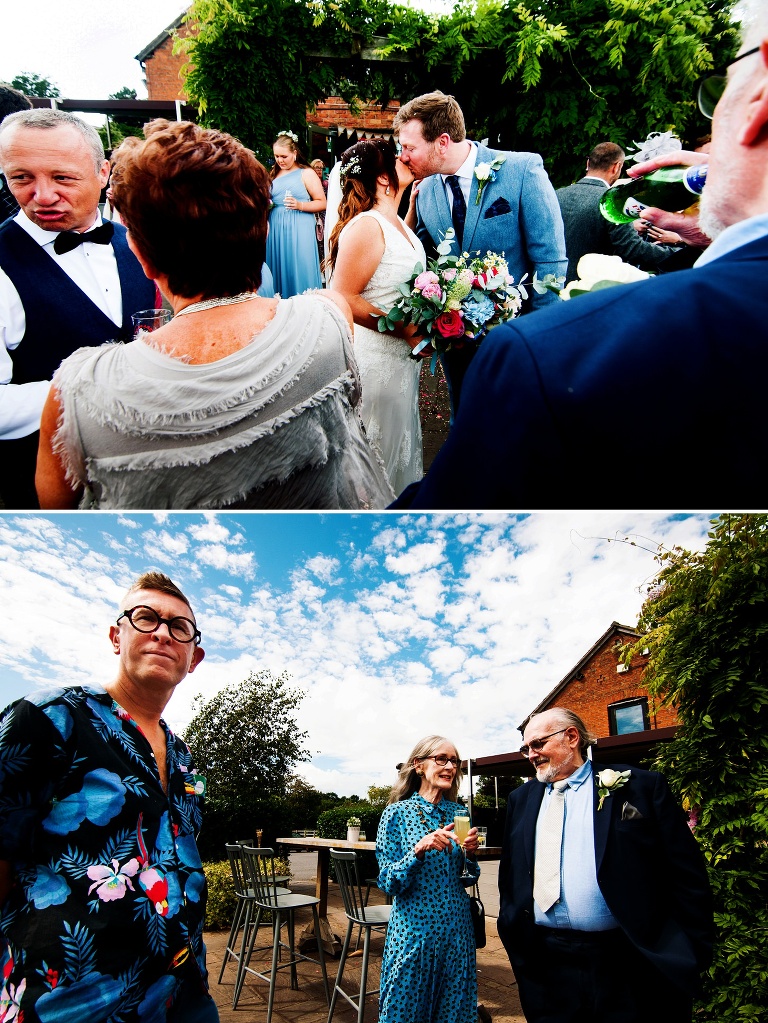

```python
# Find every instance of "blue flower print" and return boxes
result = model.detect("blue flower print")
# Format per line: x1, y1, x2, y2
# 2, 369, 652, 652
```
35, 971, 124, 1022
175, 833, 203, 869
43, 769, 126, 835
42, 703, 73, 741
137, 973, 177, 1022
184, 868, 206, 905
29, 865, 71, 909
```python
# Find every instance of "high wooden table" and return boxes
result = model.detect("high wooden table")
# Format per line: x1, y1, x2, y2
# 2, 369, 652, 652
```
276, 835, 501, 955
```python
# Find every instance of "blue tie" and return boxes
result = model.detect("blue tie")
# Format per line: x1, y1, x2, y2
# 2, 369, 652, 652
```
446, 175, 466, 249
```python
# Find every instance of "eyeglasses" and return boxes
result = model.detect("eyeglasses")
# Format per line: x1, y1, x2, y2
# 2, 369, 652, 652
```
519, 729, 568, 758
419, 754, 460, 768
117, 605, 201, 644
697, 46, 759, 118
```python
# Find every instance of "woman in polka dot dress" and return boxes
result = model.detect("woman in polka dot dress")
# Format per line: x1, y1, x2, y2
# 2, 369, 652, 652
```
376, 734, 481, 1023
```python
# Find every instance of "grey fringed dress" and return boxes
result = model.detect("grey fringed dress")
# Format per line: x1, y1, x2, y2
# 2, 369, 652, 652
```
51, 294, 395, 509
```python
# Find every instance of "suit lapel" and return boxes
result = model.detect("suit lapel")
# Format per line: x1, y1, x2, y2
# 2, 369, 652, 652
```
593, 763, 615, 873
462, 143, 488, 254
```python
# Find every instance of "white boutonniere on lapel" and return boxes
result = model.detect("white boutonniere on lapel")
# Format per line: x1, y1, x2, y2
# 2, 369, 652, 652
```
474, 154, 506, 206
596, 769, 631, 811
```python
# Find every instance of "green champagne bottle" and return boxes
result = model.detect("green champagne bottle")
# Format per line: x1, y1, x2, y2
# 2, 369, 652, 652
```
599, 165, 708, 224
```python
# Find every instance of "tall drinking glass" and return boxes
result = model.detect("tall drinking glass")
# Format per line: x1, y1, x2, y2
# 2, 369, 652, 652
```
454, 811, 472, 879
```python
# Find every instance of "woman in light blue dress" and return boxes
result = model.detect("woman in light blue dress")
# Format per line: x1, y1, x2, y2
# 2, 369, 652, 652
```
376, 735, 480, 1023
266, 131, 325, 297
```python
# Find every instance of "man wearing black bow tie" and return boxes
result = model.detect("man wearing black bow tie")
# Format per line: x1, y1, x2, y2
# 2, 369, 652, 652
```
497, 708, 713, 1023
0, 108, 155, 508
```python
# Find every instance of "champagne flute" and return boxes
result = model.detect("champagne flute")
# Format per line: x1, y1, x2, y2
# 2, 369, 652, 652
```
454, 811, 472, 879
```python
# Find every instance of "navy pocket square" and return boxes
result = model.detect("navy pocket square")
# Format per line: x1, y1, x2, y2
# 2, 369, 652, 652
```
484, 197, 512, 219
621, 801, 643, 820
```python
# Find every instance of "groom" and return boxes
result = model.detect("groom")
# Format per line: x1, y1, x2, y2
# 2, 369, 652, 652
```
394, 91, 567, 413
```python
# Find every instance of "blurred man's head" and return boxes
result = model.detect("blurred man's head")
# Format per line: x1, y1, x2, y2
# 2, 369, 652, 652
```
0, 83, 32, 121
699, 8, 768, 239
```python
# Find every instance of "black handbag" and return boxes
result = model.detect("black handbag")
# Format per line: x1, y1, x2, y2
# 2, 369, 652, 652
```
469, 887, 486, 949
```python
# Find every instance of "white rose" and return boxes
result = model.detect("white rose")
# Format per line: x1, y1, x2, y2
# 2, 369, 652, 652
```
475, 162, 492, 181
598, 769, 621, 787
576, 253, 650, 288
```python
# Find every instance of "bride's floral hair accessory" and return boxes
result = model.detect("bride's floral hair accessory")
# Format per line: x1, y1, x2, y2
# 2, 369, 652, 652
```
341, 154, 363, 178
277, 129, 299, 144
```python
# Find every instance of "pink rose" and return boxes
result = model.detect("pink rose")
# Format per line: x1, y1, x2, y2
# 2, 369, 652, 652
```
434, 309, 465, 338
414, 271, 440, 291
420, 282, 444, 301
442, 268, 458, 281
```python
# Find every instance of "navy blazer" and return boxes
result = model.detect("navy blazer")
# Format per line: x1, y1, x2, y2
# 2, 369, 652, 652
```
415, 143, 567, 310
392, 233, 768, 509
497, 763, 713, 996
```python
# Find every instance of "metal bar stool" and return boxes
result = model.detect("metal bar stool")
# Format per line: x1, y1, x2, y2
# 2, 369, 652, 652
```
235, 846, 330, 1022
327, 849, 391, 1023
220, 842, 292, 985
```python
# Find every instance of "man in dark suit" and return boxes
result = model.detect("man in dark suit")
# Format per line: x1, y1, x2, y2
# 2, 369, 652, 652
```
497, 708, 713, 1023
392, 14, 768, 509
0, 108, 155, 508
556, 141, 683, 281
393, 91, 567, 415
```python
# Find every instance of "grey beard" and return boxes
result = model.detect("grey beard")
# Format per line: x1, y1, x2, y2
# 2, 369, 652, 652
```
698, 189, 727, 241
536, 749, 575, 784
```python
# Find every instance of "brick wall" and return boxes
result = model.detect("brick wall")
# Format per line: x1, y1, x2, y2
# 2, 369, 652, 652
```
143, 25, 193, 101
311, 97, 400, 131
545, 635, 679, 737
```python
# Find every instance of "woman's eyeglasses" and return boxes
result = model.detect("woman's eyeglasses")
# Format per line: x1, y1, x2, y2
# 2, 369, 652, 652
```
420, 754, 460, 768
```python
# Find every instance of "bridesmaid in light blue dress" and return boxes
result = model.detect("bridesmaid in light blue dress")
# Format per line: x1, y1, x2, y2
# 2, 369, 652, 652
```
267, 132, 326, 297
376, 735, 480, 1023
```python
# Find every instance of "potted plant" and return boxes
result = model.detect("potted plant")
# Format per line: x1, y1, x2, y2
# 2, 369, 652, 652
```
346, 816, 361, 843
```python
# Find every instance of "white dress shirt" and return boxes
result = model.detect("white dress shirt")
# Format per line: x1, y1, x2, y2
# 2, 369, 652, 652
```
0, 210, 123, 438
441, 142, 478, 212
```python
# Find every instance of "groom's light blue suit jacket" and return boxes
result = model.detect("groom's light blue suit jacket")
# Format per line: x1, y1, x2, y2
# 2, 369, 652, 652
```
414, 143, 567, 309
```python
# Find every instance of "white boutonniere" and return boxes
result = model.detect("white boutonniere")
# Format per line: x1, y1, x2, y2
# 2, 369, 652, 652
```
596, 769, 631, 811
474, 154, 506, 205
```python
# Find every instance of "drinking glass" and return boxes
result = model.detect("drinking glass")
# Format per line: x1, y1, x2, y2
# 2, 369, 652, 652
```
132, 308, 172, 337
454, 811, 472, 879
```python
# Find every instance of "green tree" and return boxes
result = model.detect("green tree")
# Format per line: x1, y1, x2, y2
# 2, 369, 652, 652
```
367, 784, 391, 807
10, 72, 60, 98
631, 514, 768, 1022
181, 0, 738, 181
184, 669, 310, 802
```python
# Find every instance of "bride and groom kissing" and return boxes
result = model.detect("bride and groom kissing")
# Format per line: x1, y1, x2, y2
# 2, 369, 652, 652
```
326, 90, 566, 497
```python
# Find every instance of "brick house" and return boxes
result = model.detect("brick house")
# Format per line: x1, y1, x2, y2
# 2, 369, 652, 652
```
135, 15, 401, 164
475, 622, 679, 783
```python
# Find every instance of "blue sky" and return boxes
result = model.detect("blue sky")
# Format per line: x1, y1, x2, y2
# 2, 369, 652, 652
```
0, 511, 713, 796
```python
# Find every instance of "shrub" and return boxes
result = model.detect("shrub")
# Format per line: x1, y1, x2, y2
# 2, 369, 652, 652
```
203, 856, 291, 930
317, 802, 381, 882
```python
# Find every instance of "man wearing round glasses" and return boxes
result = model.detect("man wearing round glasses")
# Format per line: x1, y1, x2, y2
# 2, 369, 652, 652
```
0, 571, 219, 1023
393, 7, 768, 510
497, 708, 712, 1023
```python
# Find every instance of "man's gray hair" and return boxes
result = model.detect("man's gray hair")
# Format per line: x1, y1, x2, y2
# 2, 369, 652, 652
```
526, 708, 596, 757
0, 108, 105, 172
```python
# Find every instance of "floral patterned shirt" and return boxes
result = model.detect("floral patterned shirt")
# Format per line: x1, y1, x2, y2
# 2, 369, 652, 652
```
0, 685, 208, 1023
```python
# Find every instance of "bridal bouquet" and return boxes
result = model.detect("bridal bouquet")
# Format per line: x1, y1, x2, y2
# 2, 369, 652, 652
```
377, 228, 526, 369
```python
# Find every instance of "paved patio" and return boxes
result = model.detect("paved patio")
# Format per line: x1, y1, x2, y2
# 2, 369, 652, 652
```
206, 858, 525, 1023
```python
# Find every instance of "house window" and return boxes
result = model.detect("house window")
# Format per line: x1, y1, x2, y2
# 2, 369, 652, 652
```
608, 697, 649, 735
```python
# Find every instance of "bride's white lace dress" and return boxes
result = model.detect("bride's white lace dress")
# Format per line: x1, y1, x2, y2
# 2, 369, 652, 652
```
339, 209, 426, 495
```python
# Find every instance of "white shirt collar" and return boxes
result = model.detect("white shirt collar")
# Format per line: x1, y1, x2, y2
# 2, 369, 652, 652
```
694, 211, 768, 268
442, 141, 477, 184
583, 174, 609, 187
13, 208, 104, 247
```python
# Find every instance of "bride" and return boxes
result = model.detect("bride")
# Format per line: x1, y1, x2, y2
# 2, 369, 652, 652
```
327, 139, 430, 495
